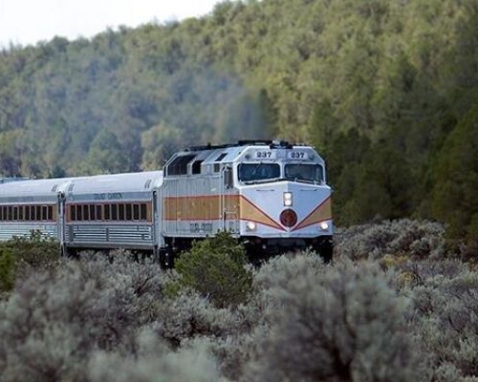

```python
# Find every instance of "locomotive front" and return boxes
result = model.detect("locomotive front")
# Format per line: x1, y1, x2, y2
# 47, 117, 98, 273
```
232, 142, 333, 260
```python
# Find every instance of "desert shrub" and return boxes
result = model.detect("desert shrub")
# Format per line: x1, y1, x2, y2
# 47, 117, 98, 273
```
175, 232, 253, 308
0, 253, 167, 381
0, 232, 60, 293
0, 247, 15, 293
243, 255, 427, 382
408, 268, 478, 380
457, 239, 478, 264
0, 231, 60, 283
151, 291, 241, 347
88, 331, 221, 382
209, 300, 271, 381
253, 250, 326, 294
2, 230, 60, 266
336, 219, 446, 261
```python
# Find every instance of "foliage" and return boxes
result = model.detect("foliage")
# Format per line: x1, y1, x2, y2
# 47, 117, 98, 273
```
1, 231, 60, 267
429, 102, 478, 243
175, 231, 253, 308
0, 247, 14, 292
336, 219, 446, 261
88, 334, 221, 382
2, 221, 478, 380
0, 232, 60, 292
0, 252, 167, 381
0, 0, 478, 234
406, 262, 478, 380
245, 256, 425, 382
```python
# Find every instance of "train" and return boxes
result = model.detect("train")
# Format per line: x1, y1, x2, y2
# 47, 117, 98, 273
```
0, 140, 333, 266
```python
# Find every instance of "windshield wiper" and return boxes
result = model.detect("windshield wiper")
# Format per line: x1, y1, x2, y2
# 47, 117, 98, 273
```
285, 177, 315, 184
249, 163, 263, 179
244, 177, 280, 185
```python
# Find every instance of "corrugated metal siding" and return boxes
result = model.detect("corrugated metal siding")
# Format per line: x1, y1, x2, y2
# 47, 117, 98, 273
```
161, 174, 239, 237
66, 224, 154, 248
0, 224, 58, 241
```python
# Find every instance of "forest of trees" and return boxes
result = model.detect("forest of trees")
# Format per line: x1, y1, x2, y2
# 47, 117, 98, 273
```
1, 0, 478, 240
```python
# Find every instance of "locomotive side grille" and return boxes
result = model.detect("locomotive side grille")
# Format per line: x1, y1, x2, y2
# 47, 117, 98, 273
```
67, 224, 153, 245
0, 223, 58, 241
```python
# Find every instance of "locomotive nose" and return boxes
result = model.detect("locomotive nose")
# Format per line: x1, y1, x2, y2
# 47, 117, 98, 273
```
239, 180, 332, 236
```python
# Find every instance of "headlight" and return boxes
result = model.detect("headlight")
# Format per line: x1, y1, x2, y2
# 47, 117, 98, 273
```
320, 222, 329, 231
283, 192, 293, 206
246, 221, 257, 231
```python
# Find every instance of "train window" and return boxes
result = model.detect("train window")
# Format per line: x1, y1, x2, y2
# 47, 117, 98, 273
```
88, 205, 95, 221
126, 204, 132, 220
19, 206, 23, 221
25, 206, 30, 221
140, 204, 147, 221
105, 205, 110, 220
13, 207, 18, 221
238, 163, 280, 183
70, 205, 76, 221
214, 163, 221, 173
192, 160, 203, 175
30, 206, 35, 221
8, 206, 12, 221
112, 204, 118, 220
77, 205, 83, 221
215, 153, 227, 162
0, 206, 3, 220
119, 204, 125, 220
224, 167, 233, 189
96, 205, 102, 221
166, 154, 195, 176
83, 205, 89, 221
133, 204, 139, 220
48, 206, 53, 221
284, 164, 324, 183
36, 206, 41, 221
42, 206, 47, 221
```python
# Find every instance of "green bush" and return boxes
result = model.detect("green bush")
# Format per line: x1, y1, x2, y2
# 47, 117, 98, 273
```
3, 231, 60, 267
0, 231, 60, 291
0, 247, 15, 292
175, 232, 252, 309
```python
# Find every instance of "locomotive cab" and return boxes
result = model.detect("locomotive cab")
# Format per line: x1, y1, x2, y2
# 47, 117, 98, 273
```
232, 141, 333, 260
160, 140, 333, 262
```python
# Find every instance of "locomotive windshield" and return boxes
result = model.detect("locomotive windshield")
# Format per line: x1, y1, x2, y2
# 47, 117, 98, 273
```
285, 164, 324, 183
238, 163, 280, 183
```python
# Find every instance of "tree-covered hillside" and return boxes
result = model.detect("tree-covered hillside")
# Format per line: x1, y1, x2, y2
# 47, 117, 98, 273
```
1, 0, 478, 237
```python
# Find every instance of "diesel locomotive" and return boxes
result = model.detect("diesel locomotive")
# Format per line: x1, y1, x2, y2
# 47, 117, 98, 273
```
0, 140, 333, 266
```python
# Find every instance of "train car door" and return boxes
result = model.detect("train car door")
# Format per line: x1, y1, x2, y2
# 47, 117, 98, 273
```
57, 192, 66, 256
221, 166, 239, 234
